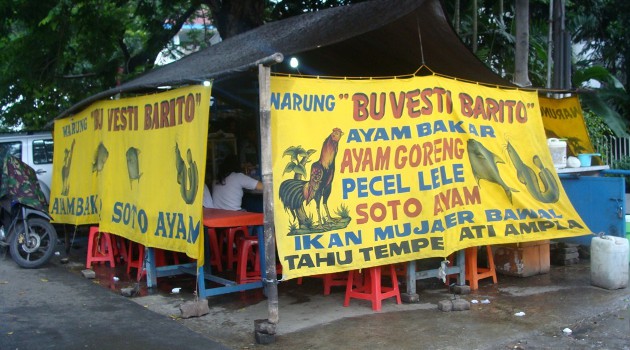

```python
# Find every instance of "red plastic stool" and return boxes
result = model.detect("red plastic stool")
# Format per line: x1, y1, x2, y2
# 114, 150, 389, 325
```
155, 248, 180, 266
344, 265, 401, 311
126, 242, 180, 281
126, 241, 146, 281
86, 226, 116, 268
206, 227, 223, 272
465, 246, 497, 290
236, 236, 260, 284
298, 273, 348, 295
107, 235, 127, 265
225, 226, 251, 270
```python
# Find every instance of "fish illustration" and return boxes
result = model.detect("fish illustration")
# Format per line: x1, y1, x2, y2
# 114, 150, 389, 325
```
467, 139, 517, 203
126, 147, 142, 188
506, 141, 559, 203
92, 142, 109, 173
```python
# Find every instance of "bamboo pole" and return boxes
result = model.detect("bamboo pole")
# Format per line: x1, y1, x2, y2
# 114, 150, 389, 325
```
254, 53, 283, 344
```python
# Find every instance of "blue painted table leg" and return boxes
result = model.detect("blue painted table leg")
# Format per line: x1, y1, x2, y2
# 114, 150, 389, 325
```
197, 265, 208, 298
146, 247, 157, 288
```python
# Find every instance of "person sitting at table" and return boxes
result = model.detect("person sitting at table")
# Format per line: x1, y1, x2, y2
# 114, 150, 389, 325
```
212, 154, 262, 211
203, 183, 215, 208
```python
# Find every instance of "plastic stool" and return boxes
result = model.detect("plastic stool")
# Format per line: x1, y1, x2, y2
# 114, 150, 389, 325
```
225, 226, 251, 270
236, 236, 260, 284
296, 273, 348, 295
465, 246, 497, 290
113, 236, 128, 264
344, 265, 401, 311
322, 273, 348, 295
206, 227, 223, 272
126, 241, 145, 281
126, 242, 180, 281
86, 226, 116, 268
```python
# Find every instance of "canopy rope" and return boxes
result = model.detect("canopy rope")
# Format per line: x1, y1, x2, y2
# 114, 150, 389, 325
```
417, 15, 426, 66
272, 69, 582, 96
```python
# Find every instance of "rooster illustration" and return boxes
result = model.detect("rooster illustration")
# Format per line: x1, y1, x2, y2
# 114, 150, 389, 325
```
279, 128, 343, 229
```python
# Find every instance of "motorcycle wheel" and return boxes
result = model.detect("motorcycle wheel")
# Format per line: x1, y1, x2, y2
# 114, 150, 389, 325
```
9, 217, 58, 269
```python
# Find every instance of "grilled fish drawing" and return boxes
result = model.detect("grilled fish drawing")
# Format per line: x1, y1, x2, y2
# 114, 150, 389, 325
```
467, 139, 517, 203
126, 147, 142, 188
506, 141, 559, 203
92, 142, 109, 173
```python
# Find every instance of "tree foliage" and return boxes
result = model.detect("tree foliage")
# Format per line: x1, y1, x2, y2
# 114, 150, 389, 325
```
446, 0, 629, 135
569, 0, 630, 120
0, 0, 268, 131
1, 0, 628, 133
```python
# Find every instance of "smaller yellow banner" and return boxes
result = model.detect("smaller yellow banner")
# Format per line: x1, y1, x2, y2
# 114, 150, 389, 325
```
51, 85, 211, 262
539, 95, 599, 162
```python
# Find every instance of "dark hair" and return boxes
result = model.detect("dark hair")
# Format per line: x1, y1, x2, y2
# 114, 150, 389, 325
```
216, 154, 241, 185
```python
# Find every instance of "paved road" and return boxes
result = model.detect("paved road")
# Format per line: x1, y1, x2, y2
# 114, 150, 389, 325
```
0, 255, 229, 350
2, 244, 629, 350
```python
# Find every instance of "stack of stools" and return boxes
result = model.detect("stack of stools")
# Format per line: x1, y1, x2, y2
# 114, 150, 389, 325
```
465, 246, 497, 290
235, 236, 260, 284
344, 265, 401, 311
86, 226, 124, 268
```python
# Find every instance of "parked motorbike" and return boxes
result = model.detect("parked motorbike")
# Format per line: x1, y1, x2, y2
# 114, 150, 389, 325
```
0, 154, 57, 268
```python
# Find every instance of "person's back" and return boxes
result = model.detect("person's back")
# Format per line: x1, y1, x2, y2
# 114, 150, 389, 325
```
212, 154, 262, 211
203, 184, 214, 208
212, 172, 259, 210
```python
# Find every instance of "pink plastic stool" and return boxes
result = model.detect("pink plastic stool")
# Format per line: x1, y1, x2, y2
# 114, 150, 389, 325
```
85, 226, 116, 269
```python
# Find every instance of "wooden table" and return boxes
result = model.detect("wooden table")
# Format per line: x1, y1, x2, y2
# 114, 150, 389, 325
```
146, 208, 265, 298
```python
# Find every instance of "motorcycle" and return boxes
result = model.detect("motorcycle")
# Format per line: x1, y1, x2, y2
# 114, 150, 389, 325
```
0, 153, 57, 268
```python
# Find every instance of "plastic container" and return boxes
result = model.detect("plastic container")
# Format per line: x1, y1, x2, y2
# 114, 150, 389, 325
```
590, 235, 629, 290
577, 153, 601, 167
547, 138, 567, 168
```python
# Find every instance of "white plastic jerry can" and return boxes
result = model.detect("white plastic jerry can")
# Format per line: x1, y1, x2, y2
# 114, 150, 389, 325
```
590, 235, 629, 290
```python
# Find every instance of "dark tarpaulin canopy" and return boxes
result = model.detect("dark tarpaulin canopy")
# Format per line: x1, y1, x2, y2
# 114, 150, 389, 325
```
57, 0, 512, 119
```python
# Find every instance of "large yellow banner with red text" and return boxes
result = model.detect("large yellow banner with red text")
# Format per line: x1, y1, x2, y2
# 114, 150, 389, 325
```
271, 76, 591, 280
50, 85, 210, 261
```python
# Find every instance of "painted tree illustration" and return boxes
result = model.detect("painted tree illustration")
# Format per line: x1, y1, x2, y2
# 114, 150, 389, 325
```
283, 146, 316, 180
279, 145, 317, 228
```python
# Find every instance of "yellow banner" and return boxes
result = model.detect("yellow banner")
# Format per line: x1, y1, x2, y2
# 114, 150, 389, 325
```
539, 95, 599, 161
271, 76, 591, 280
50, 85, 211, 261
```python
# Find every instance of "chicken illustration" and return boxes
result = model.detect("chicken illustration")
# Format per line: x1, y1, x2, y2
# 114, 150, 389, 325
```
306, 127, 343, 226
279, 128, 343, 229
